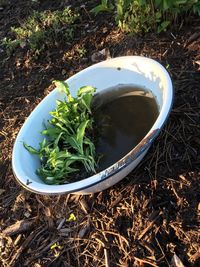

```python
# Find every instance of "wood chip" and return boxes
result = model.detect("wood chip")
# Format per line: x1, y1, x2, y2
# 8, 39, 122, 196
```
79, 198, 89, 214
2, 217, 36, 236
134, 256, 159, 267
138, 212, 160, 240
189, 249, 200, 262
186, 32, 200, 46
0, 189, 5, 195
104, 247, 110, 267
78, 221, 90, 238
57, 218, 65, 230
9, 228, 40, 266
170, 253, 185, 267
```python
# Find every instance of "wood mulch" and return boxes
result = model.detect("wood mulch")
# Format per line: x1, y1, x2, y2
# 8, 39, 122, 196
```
0, 1, 200, 266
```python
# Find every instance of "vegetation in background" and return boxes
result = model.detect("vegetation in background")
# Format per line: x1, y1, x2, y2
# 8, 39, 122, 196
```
91, 0, 200, 33
2, 7, 79, 55
90, 0, 114, 15
24, 81, 97, 185
2, 1, 199, 57
0, 0, 8, 6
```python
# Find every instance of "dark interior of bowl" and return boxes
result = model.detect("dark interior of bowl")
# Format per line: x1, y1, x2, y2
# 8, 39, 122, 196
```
92, 85, 159, 171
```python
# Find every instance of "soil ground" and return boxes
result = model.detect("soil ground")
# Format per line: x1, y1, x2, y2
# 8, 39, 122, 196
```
0, 1, 200, 267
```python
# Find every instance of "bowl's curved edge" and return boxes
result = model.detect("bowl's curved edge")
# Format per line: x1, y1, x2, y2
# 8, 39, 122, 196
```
12, 129, 160, 195
12, 56, 173, 195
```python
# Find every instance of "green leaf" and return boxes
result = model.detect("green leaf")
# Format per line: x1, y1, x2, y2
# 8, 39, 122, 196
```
54, 132, 63, 147
76, 120, 89, 147
154, 0, 162, 8
163, 0, 170, 10
23, 143, 39, 154
138, 0, 147, 6
77, 86, 96, 97
90, 0, 113, 15
51, 243, 59, 250
41, 127, 62, 138
79, 94, 93, 113
39, 138, 47, 149
90, 5, 106, 15
67, 213, 76, 221
56, 150, 71, 159
155, 11, 162, 20
116, 3, 123, 18
66, 136, 81, 152
53, 80, 72, 99
175, 0, 188, 4
158, 20, 170, 33
84, 137, 96, 159
65, 159, 78, 170
25, 79, 97, 184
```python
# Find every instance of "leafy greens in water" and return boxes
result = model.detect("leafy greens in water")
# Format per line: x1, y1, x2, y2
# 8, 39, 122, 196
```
24, 80, 97, 184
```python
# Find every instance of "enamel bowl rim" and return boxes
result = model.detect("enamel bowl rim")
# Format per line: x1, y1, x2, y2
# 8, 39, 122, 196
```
12, 56, 173, 194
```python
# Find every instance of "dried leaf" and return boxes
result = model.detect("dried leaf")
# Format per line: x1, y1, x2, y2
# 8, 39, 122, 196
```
0, 189, 5, 195
170, 253, 185, 267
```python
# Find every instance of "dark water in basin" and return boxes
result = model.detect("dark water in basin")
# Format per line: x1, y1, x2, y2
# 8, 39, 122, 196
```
93, 85, 159, 170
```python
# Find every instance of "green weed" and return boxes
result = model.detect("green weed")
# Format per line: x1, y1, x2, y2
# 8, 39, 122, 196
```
24, 81, 97, 185
90, 0, 114, 15
91, 0, 200, 33
76, 46, 87, 58
2, 8, 79, 55
0, 0, 8, 6
1, 37, 21, 55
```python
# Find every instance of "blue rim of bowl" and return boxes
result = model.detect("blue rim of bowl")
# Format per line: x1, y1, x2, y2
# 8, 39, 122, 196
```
13, 84, 174, 195
13, 128, 161, 195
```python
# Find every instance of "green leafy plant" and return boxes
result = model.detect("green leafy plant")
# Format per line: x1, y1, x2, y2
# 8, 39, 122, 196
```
115, 0, 155, 33
1, 37, 21, 55
76, 46, 87, 58
116, 0, 200, 33
0, 0, 8, 6
90, 0, 114, 15
24, 81, 97, 185
2, 8, 79, 55
91, 0, 200, 33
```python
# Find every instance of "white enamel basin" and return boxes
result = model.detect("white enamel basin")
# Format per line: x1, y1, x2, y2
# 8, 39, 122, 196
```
12, 56, 173, 195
